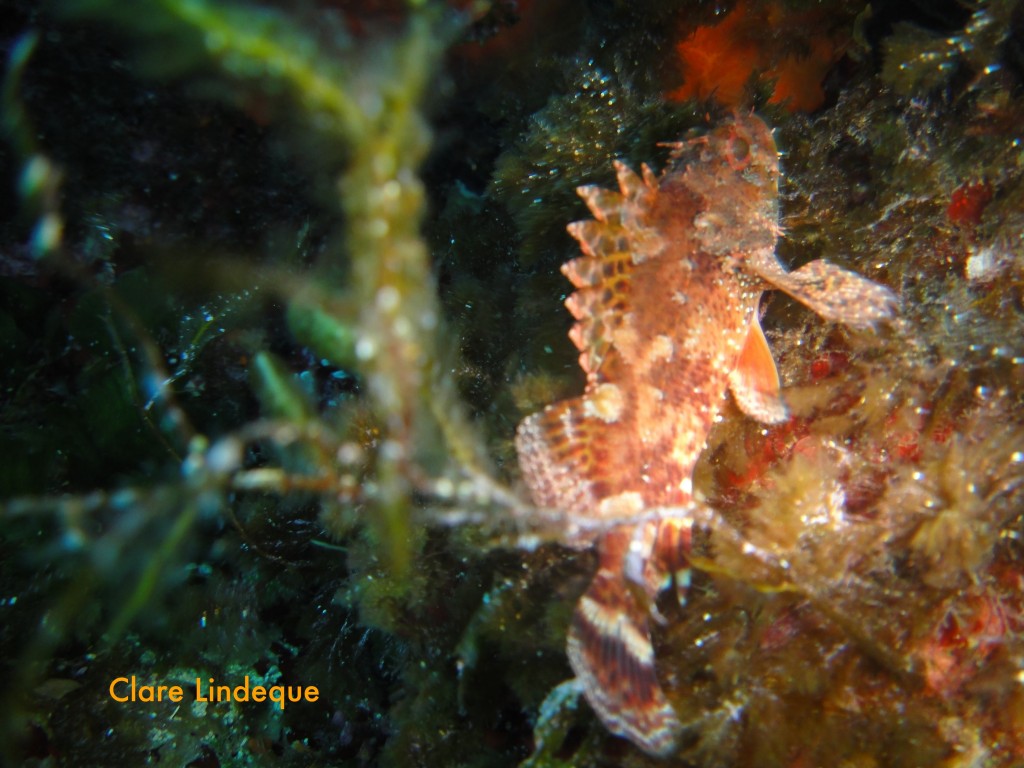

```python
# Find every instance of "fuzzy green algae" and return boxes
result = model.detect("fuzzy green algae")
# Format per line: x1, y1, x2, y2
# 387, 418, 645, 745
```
2, 0, 1024, 767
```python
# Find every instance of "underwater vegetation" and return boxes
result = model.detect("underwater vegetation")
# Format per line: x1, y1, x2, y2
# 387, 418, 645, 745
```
1, 0, 1023, 766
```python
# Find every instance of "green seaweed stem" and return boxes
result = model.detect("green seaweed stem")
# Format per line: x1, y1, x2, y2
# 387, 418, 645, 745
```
0, 6, 525, 750
48, 0, 506, 576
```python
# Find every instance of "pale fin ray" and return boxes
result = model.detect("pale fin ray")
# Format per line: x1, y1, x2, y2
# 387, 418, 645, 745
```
577, 186, 624, 223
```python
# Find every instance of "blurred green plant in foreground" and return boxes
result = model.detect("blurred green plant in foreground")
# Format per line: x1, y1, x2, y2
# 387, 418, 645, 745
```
1, 1, 542, 764
3, 1, 1024, 767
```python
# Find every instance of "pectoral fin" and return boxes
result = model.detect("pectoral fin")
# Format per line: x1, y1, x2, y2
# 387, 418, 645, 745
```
746, 250, 898, 330
729, 317, 788, 424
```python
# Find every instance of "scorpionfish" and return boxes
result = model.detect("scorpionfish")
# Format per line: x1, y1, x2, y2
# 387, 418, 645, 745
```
515, 112, 897, 756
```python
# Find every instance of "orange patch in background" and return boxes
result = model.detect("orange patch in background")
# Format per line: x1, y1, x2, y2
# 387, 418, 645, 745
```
667, 0, 848, 113
667, 1, 762, 107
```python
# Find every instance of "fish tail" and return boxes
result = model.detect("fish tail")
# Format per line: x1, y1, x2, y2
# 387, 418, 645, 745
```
568, 526, 684, 756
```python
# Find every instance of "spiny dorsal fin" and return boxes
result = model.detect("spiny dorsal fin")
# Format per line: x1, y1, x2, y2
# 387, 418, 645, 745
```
515, 398, 606, 517
562, 250, 632, 378
564, 161, 662, 378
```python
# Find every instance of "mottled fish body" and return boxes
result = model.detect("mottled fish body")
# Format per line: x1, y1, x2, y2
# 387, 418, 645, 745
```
516, 112, 897, 755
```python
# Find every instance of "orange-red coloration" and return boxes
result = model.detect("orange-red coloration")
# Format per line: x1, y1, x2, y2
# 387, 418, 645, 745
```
809, 349, 849, 381
919, 590, 1023, 698
668, 3, 761, 109
946, 181, 993, 227
516, 113, 897, 755
720, 417, 811, 494
667, 0, 847, 113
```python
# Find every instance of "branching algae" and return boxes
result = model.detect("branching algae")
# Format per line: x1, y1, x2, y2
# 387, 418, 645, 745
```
2, 1, 522, 764
2, 1, 1024, 767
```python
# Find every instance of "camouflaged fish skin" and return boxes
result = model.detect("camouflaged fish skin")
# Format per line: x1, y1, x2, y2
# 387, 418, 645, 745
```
516, 112, 898, 756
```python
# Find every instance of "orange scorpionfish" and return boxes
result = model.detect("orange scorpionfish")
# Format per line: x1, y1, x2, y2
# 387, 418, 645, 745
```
515, 112, 898, 756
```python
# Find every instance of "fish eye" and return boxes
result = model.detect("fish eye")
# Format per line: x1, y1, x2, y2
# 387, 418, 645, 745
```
729, 136, 749, 163
724, 133, 751, 171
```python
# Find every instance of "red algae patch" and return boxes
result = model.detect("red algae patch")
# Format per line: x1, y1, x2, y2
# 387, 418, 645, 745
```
667, 0, 849, 112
